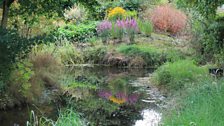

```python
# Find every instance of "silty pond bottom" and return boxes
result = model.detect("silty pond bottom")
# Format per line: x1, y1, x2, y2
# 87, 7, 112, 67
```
0, 66, 167, 126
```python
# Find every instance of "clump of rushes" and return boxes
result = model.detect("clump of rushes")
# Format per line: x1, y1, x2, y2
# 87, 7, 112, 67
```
97, 20, 112, 43
138, 20, 153, 37
124, 18, 138, 43
107, 7, 126, 20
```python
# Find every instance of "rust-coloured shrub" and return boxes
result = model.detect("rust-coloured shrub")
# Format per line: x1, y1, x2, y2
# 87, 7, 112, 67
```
151, 5, 187, 34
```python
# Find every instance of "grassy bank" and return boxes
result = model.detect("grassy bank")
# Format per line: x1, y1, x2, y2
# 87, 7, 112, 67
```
152, 60, 224, 125
163, 78, 224, 126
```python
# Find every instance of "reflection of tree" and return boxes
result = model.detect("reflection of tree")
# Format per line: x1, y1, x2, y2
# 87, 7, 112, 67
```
108, 77, 129, 94
72, 96, 143, 126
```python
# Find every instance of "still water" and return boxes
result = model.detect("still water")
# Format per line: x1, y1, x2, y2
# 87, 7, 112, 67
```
0, 66, 166, 126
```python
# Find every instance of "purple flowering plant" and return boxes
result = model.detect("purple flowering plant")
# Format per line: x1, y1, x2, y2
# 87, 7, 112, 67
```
124, 18, 138, 43
112, 18, 138, 43
97, 20, 112, 43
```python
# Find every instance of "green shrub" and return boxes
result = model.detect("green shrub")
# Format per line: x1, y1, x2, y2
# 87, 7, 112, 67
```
125, 11, 138, 19
163, 79, 224, 126
8, 44, 64, 102
55, 21, 98, 42
214, 51, 224, 68
0, 28, 54, 85
9, 60, 35, 101
152, 60, 208, 90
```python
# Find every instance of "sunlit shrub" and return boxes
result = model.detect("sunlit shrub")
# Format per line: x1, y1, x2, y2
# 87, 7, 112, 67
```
64, 4, 88, 23
125, 11, 138, 19
55, 21, 97, 42
151, 5, 187, 34
97, 20, 112, 43
107, 7, 126, 20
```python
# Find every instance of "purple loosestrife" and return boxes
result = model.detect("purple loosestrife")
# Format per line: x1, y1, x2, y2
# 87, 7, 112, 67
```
124, 18, 138, 31
113, 19, 138, 43
115, 92, 128, 100
116, 19, 125, 29
113, 19, 125, 42
97, 20, 112, 43
124, 19, 138, 43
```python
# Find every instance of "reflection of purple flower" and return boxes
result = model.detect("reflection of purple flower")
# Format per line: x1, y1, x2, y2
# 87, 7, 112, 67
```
128, 94, 139, 104
116, 92, 128, 100
98, 90, 112, 99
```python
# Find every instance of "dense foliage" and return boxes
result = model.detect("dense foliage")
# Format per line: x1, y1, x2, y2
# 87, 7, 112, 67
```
54, 21, 98, 42
1, 0, 224, 126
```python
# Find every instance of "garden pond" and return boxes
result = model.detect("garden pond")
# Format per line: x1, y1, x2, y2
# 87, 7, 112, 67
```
0, 66, 167, 126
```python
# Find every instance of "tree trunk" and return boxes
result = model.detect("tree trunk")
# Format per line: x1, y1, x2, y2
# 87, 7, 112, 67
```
1, 0, 9, 28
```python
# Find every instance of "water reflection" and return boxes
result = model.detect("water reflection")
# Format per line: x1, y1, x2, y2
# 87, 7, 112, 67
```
0, 66, 165, 126
135, 109, 162, 126
98, 90, 139, 104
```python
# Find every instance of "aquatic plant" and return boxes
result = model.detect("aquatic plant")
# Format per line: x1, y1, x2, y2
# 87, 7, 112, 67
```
27, 109, 86, 126
97, 20, 112, 43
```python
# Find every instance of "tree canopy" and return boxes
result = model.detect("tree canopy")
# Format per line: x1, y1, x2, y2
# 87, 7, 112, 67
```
177, 0, 224, 18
